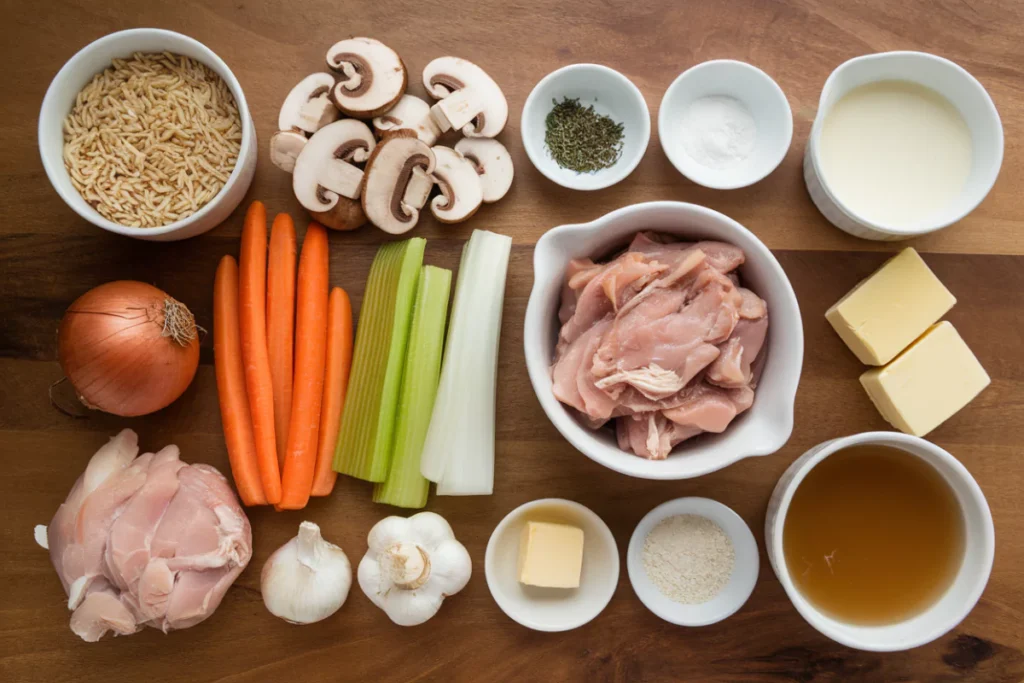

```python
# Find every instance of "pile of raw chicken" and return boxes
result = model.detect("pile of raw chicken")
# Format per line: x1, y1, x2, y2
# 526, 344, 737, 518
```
552, 232, 769, 459
41, 430, 252, 641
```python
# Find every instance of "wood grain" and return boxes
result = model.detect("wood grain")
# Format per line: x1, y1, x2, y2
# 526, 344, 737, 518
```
2, 1, 1023, 681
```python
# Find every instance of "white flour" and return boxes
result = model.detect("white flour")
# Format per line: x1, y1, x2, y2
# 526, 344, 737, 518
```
680, 95, 757, 170
642, 514, 735, 604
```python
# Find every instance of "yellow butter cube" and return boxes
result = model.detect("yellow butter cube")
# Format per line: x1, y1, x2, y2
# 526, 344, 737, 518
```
826, 248, 956, 365
860, 321, 990, 436
517, 521, 584, 588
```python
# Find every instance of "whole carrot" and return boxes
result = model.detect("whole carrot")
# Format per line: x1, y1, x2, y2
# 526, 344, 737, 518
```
267, 213, 297, 468
279, 223, 330, 509
311, 287, 353, 496
213, 256, 267, 506
239, 200, 282, 504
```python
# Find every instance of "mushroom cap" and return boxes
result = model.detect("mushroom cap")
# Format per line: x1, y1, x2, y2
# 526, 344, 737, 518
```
278, 72, 339, 134
421, 57, 508, 138
269, 130, 308, 174
311, 197, 367, 231
362, 130, 437, 235
454, 138, 514, 203
373, 94, 440, 146
292, 119, 376, 213
430, 146, 483, 224
326, 37, 407, 119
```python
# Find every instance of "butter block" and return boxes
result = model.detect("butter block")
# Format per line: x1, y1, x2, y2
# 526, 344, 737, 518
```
517, 521, 584, 588
826, 248, 956, 365
860, 321, 989, 436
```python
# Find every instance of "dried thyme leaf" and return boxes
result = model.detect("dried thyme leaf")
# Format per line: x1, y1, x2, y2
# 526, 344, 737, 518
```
544, 97, 625, 173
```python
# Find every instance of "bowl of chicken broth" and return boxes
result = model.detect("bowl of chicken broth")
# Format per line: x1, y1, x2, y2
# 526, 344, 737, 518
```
523, 201, 803, 480
766, 432, 994, 651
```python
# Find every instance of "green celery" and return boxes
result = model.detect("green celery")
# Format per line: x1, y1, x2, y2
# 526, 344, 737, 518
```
373, 266, 452, 508
333, 238, 425, 482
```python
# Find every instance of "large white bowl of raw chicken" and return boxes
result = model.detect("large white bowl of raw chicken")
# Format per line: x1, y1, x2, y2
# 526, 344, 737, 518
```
524, 201, 803, 479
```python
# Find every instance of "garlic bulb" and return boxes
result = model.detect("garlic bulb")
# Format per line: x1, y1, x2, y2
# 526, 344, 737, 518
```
358, 511, 471, 626
262, 521, 352, 624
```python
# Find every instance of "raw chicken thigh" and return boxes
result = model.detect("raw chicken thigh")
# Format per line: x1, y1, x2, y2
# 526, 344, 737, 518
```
552, 232, 769, 459
43, 429, 252, 641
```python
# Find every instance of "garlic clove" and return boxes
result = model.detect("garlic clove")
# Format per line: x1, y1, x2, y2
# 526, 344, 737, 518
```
408, 511, 456, 550
426, 539, 473, 596
367, 516, 412, 553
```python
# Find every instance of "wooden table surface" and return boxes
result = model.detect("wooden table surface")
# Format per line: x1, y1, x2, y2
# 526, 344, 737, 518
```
3, 1, 1023, 681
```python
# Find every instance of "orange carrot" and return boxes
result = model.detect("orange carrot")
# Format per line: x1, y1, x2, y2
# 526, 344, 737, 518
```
238, 200, 282, 504
213, 256, 267, 506
279, 223, 330, 509
311, 287, 353, 496
267, 213, 297, 468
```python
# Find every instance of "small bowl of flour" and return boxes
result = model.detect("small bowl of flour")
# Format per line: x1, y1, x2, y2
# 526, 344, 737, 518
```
659, 60, 792, 189
627, 497, 760, 626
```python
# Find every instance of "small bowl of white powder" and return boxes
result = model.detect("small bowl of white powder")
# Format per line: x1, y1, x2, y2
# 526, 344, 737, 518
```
627, 497, 759, 626
659, 60, 792, 190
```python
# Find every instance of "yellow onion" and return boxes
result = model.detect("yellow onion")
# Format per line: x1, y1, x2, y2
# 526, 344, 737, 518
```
58, 281, 200, 417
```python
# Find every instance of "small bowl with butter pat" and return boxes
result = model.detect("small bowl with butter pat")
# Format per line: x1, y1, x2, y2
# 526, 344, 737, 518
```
485, 498, 619, 631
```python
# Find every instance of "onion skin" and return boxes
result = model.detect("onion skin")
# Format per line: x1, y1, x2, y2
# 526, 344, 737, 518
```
58, 281, 200, 417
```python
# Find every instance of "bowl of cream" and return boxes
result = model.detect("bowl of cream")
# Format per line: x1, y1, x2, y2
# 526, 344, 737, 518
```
804, 51, 1003, 241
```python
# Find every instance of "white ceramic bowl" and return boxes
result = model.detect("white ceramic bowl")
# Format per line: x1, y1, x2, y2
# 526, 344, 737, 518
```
628, 497, 759, 626
521, 64, 650, 191
484, 498, 619, 632
524, 201, 803, 480
659, 60, 792, 190
766, 432, 995, 651
804, 51, 1003, 241
39, 28, 257, 241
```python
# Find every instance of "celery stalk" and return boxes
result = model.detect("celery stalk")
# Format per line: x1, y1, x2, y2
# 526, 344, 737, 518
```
373, 266, 452, 508
420, 230, 512, 495
333, 238, 425, 482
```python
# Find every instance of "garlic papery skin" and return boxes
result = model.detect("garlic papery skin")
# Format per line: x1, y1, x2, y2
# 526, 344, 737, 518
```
358, 512, 471, 626
262, 521, 352, 625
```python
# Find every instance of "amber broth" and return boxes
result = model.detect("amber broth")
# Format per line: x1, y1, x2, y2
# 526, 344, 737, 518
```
782, 444, 965, 625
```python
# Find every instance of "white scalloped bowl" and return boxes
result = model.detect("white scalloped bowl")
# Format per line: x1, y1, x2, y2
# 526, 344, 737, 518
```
524, 201, 803, 480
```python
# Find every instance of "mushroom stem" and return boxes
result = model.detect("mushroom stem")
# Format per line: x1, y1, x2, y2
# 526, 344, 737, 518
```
402, 168, 434, 213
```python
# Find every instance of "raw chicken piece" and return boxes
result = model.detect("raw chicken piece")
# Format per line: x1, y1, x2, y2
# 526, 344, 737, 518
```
706, 312, 769, 389
551, 233, 769, 460
662, 383, 756, 433
557, 252, 665, 352
43, 430, 252, 642
616, 412, 703, 459
628, 232, 745, 274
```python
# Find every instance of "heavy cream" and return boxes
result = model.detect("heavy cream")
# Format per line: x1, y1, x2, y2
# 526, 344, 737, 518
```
819, 80, 972, 228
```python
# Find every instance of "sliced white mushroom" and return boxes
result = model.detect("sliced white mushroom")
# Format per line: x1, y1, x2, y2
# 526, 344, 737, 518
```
422, 57, 508, 138
373, 94, 441, 146
278, 73, 340, 134
326, 38, 407, 119
362, 131, 437, 235
430, 146, 483, 223
292, 119, 376, 216
454, 138, 513, 203
269, 130, 309, 174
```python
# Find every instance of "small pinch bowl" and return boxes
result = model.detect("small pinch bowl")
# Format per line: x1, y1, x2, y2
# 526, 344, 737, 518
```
39, 28, 257, 241
485, 499, 619, 632
628, 497, 759, 626
521, 64, 650, 191
524, 201, 803, 480
659, 59, 792, 190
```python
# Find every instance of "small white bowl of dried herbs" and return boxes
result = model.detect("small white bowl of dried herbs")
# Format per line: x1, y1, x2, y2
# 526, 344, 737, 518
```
521, 64, 650, 191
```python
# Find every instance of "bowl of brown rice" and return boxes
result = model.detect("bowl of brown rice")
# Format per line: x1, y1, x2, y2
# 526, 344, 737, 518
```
39, 28, 256, 241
